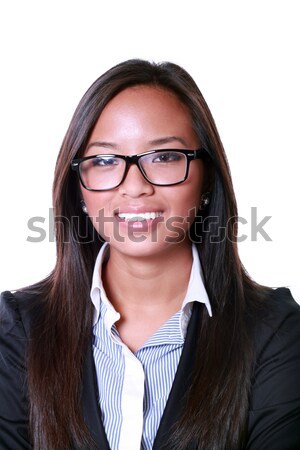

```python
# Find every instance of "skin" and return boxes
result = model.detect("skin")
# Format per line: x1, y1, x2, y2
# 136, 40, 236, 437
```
81, 85, 207, 351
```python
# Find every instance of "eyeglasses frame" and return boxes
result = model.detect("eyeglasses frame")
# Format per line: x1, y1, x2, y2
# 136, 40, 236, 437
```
71, 148, 209, 191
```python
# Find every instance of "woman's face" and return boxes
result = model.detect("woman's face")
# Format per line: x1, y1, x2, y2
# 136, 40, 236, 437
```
81, 85, 206, 258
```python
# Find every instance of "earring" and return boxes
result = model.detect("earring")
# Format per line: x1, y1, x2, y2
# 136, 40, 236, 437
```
80, 200, 88, 214
199, 192, 211, 210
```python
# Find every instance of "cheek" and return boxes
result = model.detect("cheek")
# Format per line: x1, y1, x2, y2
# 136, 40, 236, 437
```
81, 190, 114, 233
189, 163, 205, 206
165, 184, 202, 240
167, 169, 204, 236
173, 166, 204, 214
81, 189, 112, 213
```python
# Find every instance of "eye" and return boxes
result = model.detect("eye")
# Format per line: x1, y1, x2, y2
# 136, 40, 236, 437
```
92, 156, 119, 166
152, 151, 183, 163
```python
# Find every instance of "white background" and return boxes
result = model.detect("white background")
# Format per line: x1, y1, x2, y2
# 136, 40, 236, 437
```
0, 1, 299, 302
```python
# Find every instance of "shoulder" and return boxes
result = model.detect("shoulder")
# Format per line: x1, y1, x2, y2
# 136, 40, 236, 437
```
246, 288, 300, 448
0, 289, 33, 371
0, 287, 45, 385
253, 287, 300, 357
266, 286, 300, 317
252, 288, 300, 409
0, 290, 40, 448
0, 288, 44, 338
262, 286, 299, 319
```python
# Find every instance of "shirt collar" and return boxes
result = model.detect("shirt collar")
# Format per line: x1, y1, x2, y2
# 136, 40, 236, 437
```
90, 242, 212, 333
90, 242, 119, 329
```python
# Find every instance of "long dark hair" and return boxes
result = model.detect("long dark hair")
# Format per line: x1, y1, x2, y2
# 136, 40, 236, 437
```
26, 59, 271, 449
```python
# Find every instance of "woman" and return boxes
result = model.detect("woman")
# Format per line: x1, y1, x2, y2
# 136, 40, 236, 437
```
1, 59, 299, 450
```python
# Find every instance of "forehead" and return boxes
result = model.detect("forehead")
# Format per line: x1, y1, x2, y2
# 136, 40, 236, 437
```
89, 85, 196, 143
104, 84, 189, 111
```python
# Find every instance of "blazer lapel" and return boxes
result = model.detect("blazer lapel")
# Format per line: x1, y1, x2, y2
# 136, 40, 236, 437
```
153, 302, 202, 450
80, 338, 111, 450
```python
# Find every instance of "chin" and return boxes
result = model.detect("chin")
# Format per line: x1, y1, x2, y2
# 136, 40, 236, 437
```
107, 231, 191, 260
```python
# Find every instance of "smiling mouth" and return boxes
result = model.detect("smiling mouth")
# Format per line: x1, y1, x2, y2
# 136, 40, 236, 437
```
117, 211, 163, 222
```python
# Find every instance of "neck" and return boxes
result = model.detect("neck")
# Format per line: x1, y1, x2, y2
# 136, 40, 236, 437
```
102, 242, 194, 352
103, 242, 193, 313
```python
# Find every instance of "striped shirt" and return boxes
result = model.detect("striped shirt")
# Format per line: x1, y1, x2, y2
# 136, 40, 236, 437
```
90, 243, 212, 450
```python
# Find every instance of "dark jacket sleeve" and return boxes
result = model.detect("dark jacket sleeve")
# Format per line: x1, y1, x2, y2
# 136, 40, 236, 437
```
247, 288, 300, 449
0, 291, 32, 450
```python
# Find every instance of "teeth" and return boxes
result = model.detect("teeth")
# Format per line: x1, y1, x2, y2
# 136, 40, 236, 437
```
118, 212, 162, 221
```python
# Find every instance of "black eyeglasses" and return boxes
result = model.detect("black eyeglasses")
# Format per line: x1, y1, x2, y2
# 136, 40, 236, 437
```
71, 148, 208, 191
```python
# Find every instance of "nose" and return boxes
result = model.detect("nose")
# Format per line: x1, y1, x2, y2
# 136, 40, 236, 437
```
118, 163, 154, 197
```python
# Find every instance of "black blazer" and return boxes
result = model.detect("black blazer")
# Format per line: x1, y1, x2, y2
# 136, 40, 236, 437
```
1, 287, 300, 449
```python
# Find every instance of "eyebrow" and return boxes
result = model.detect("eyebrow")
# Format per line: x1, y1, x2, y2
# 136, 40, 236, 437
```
148, 136, 189, 147
86, 136, 190, 151
86, 141, 117, 151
